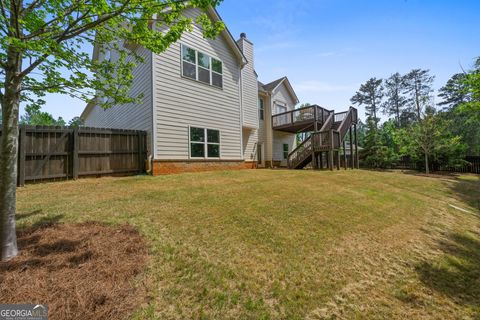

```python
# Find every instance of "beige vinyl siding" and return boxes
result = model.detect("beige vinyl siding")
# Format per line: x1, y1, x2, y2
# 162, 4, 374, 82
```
83, 46, 153, 149
153, 7, 242, 160
257, 94, 269, 165
237, 38, 258, 161
273, 131, 296, 166
242, 128, 258, 161
270, 82, 297, 164
273, 83, 296, 111
255, 122, 265, 165
262, 94, 274, 163
237, 39, 258, 129
257, 95, 267, 144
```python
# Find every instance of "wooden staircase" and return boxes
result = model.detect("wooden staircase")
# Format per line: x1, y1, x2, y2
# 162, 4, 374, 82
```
287, 107, 359, 170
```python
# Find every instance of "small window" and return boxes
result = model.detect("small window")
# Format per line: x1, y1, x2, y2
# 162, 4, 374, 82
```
198, 52, 210, 69
212, 59, 222, 73
283, 144, 289, 160
182, 45, 196, 80
207, 129, 220, 143
198, 52, 211, 84
190, 127, 205, 158
189, 127, 220, 158
258, 98, 264, 120
190, 127, 205, 142
182, 45, 196, 63
207, 129, 220, 158
212, 73, 223, 88
198, 67, 210, 84
276, 104, 287, 115
181, 44, 223, 88
191, 143, 205, 158
211, 58, 223, 88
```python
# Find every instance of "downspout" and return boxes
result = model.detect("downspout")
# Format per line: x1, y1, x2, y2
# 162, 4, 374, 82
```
239, 63, 244, 161
149, 16, 158, 175
267, 92, 273, 168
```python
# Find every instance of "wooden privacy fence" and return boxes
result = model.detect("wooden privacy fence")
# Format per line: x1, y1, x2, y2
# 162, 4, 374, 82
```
0, 125, 147, 186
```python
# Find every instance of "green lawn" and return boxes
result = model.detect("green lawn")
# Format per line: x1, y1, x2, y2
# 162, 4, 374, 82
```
16, 170, 480, 319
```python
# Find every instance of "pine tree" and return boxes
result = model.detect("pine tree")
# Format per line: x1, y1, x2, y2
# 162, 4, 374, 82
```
382, 73, 408, 127
404, 69, 435, 121
350, 78, 384, 127
438, 73, 471, 109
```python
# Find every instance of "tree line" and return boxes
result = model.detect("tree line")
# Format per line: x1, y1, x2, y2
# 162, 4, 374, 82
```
351, 58, 480, 173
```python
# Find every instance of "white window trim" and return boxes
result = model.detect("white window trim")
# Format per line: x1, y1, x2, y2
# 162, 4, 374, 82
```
188, 125, 222, 160
180, 44, 223, 89
258, 97, 265, 121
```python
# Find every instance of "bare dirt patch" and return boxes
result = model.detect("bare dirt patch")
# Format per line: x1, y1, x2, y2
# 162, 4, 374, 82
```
0, 222, 149, 320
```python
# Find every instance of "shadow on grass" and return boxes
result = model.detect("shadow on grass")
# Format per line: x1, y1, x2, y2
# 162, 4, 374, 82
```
416, 232, 480, 308
16, 211, 65, 231
16, 209, 43, 221
446, 177, 480, 213
401, 171, 480, 213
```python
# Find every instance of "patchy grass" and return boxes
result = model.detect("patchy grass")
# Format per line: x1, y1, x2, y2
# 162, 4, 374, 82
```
13, 170, 480, 319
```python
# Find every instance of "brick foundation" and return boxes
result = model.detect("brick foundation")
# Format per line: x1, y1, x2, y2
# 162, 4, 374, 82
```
152, 160, 257, 175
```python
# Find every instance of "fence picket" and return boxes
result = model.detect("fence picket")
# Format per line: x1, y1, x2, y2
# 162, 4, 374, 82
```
0, 125, 147, 185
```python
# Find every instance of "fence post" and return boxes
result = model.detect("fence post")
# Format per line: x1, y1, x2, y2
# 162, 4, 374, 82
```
18, 126, 26, 187
72, 127, 79, 179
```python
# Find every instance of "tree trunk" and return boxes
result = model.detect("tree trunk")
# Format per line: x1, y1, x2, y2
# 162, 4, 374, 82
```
0, 45, 22, 261
415, 84, 421, 120
424, 152, 429, 175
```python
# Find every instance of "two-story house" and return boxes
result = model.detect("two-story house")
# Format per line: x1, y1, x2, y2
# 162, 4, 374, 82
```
81, 7, 299, 174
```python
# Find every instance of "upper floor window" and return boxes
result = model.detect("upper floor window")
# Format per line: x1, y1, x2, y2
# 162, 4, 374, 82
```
275, 103, 287, 115
181, 44, 223, 89
190, 127, 221, 158
258, 98, 264, 120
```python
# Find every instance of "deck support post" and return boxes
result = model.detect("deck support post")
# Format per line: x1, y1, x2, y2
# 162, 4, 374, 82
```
311, 107, 318, 169
354, 124, 359, 169
336, 150, 340, 170
349, 126, 354, 169
343, 140, 347, 170
329, 130, 334, 170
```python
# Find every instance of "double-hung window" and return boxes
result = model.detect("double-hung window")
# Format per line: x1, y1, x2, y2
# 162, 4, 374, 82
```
283, 144, 289, 160
258, 98, 264, 120
190, 127, 220, 158
181, 44, 223, 89
275, 104, 287, 115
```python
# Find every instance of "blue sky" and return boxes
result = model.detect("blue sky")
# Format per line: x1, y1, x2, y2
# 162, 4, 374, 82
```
37, 0, 480, 122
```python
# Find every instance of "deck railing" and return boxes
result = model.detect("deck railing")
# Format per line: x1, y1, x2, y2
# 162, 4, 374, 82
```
272, 105, 332, 129
288, 129, 342, 168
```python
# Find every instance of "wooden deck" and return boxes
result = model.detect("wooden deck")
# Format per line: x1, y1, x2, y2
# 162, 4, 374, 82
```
272, 105, 333, 133
284, 107, 360, 170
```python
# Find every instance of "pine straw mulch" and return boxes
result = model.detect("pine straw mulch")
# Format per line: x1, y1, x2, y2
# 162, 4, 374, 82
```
0, 221, 149, 320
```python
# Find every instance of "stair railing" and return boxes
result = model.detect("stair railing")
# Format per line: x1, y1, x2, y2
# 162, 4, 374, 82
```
287, 135, 313, 168
336, 107, 355, 141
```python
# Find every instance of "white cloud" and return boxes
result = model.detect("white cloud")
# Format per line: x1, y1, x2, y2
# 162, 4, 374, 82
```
295, 81, 358, 93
